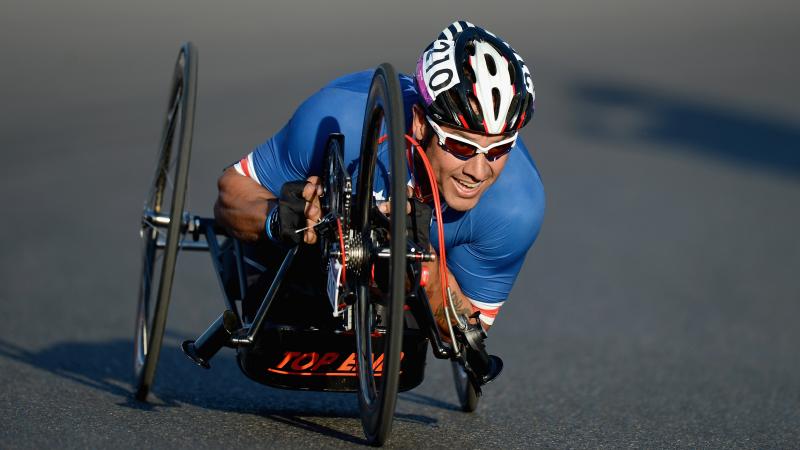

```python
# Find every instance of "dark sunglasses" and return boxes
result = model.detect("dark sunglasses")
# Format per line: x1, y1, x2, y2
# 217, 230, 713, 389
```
426, 116, 517, 161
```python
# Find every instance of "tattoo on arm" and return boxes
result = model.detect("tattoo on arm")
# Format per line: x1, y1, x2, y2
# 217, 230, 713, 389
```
433, 290, 473, 332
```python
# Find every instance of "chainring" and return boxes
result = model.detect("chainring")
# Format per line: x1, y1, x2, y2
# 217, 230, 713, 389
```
321, 135, 352, 271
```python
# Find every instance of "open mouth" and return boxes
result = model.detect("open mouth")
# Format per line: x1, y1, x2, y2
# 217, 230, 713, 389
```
452, 177, 483, 196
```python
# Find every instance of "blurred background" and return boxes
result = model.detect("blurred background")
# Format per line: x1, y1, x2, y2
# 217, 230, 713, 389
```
1, 0, 798, 447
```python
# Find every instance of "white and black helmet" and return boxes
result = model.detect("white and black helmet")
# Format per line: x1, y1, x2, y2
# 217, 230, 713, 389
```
415, 21, 535, 134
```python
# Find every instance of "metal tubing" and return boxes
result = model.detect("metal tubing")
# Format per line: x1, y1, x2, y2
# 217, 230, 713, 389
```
232, 245, 299, 345
407, 289, 454, 359
181, 310, 238, 369
232, 239, 247, 301
155, 238, 209, 251
204, 225, 240, 322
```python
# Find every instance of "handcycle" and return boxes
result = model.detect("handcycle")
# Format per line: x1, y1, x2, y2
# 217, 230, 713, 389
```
134, 42, 501, 446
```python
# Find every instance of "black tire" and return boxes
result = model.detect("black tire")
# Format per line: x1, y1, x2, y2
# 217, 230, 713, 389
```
353, 64, 407, 446
451, 361, 479, 412
134, 42, 198, 401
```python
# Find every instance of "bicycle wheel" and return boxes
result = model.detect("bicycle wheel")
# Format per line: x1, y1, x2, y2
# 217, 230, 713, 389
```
451, 361, 479, 412
134, 42, 198, 401
353, 63, 407, 446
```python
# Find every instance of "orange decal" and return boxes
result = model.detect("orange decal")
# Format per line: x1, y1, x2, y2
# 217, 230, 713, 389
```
276, 352, 301, 369
269, 351, 404, 377
372, 354, 385, 371
337, 353, 358, 372
291, 352, 318, 371
311, 352, 340, 371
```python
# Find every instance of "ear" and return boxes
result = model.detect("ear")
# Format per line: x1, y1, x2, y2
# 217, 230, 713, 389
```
411, 104, 427, 141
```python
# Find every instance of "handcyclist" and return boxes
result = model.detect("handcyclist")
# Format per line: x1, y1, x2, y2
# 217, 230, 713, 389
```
214, 21, 544, 356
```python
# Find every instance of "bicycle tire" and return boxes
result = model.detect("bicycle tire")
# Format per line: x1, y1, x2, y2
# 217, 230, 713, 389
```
451, 360, 480, 412
353, 63, 406, 446
134, 42, 198, 401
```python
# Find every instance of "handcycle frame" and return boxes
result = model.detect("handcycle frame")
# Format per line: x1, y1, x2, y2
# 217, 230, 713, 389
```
134, 42, 485, 446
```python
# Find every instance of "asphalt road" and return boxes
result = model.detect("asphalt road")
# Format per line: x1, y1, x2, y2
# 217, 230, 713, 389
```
2, 1, 799, 448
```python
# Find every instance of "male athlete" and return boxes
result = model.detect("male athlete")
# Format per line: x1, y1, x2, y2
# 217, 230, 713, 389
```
214, 21, 544, 353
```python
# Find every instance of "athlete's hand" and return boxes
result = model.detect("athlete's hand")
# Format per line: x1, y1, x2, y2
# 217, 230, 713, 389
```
300, 176, 323, 244
275, 177, 323, 245
376, 186, 413, 215
377, 188, 432, 251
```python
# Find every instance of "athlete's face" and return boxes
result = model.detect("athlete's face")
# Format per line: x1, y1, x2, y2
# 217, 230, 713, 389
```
411, 106, 510, 211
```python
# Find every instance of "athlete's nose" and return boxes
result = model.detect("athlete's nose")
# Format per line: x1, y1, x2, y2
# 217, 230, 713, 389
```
462, 153, 491, 181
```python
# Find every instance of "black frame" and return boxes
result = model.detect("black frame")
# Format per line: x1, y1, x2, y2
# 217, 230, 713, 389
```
136, 44, 487, 446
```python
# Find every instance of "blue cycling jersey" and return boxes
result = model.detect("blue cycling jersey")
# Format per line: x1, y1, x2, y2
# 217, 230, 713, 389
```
234, 70, 545, 322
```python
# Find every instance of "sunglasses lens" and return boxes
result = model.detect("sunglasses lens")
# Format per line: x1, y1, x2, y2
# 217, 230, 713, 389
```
443, 137, 479, 158
486, 142, 515, 160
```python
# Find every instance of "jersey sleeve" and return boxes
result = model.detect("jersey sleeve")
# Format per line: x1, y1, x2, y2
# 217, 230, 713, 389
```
234, 85, 367, 195
445, 139, 545, 325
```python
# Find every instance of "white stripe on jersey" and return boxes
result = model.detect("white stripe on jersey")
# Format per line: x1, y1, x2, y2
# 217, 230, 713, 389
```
479, 314, 496, 326
233, 161, 246, 177
467, 298, 505, 311
247, 154, 261, 185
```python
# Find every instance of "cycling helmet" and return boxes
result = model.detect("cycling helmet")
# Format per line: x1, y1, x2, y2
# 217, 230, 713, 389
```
415, 21, 535, 134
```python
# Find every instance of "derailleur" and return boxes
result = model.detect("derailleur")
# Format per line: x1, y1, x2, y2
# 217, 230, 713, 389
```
454, 312, 504, 392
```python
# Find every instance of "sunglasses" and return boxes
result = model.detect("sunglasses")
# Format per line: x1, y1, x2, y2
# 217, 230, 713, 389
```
426, 116, 517, 161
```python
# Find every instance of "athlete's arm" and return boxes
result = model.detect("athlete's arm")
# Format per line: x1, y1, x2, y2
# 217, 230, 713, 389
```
214, 167, 323, 244
422, 254, 494, 335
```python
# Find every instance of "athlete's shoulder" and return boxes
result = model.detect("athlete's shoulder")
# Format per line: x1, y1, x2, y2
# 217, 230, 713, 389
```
322, 70, 374, 93
318, 69, 419, 127
322, 70, 418, 96
473, 139, 545, 248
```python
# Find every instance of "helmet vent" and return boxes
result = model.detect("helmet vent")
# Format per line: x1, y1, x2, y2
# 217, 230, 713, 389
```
484, 54, 497, 75
492, 88, 501, 117
464, 63, 476, 83
467, 93, 481, 119
465, 41, 476, 56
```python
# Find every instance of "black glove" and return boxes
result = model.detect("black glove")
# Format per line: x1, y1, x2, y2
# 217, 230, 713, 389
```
266, 180, 307, 246
408, 198, 432, 250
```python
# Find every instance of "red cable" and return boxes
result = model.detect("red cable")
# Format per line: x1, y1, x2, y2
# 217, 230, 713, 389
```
404, 134, 450, 311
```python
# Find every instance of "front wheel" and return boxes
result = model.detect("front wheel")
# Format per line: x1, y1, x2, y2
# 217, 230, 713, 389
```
133, 42, 197, 401
352, 63, 407, 446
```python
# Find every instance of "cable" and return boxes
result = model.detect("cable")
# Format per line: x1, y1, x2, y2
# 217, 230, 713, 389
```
405, 134, 461, 350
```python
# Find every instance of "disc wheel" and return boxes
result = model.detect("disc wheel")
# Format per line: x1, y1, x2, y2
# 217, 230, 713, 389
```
451, 361, 480, 412
134, 42, 198, 401
353, 63, 407, 446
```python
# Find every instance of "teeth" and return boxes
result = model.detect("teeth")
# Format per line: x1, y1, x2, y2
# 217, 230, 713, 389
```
456, 179, 481, 189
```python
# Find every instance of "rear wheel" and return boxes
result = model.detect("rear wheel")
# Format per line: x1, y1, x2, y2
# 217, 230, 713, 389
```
134, 42, 198, 401
353, 63, 407, 446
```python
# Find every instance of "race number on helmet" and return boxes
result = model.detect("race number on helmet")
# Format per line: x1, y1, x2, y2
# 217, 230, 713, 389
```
415, 21, 535, 134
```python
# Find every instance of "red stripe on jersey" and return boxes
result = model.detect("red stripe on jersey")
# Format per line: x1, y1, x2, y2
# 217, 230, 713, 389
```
239, 157, 251, 178
475, 306, 499, 318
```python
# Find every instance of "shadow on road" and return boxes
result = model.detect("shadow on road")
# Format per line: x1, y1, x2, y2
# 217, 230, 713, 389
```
400, 391, 462, 412
571, 81, 800, 179
0, 335, 439, 445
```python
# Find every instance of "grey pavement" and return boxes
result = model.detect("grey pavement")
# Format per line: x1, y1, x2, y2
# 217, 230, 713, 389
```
1, 0, 799, 448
